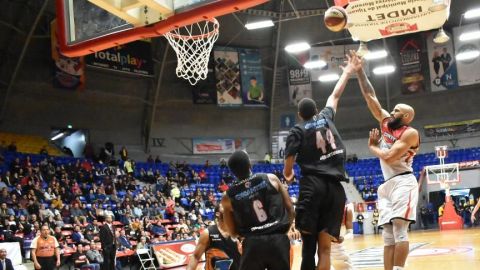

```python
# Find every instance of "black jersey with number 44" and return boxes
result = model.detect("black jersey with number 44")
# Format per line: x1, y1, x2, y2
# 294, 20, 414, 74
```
285, 107, 348, 181
226, 173, 290, 237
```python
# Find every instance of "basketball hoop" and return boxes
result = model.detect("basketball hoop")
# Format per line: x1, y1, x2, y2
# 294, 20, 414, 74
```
163, 18, 220, 85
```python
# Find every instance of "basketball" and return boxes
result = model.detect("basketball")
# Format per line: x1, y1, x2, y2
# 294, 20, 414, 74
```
324, 6, 348, 32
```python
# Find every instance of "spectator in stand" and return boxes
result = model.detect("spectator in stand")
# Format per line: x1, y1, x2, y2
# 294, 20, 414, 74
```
72, 244, 100, 270
171, 184, 180, 203
218, 180, 229, 193
204, 160, 210, 169
146, 155, 154, 163
86, 242, 104, 266
155, 156, 161, 163
39, 146, 49, 156
72, 225, 91, 245
136, 236, 151, 250
124, 159, 134, 176
119, 146, 128, 161
53, 227, 65, 248
198, 170, 207, 183
219, 158, 227, 168
7, 142, 17, 152
117, 230, 132, 250
31, 225, 60, 270
0, 141, 7, 153
264, 152, 271, 164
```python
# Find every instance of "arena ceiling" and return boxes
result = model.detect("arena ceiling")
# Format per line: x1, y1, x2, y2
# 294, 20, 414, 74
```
0, 0, 479, 88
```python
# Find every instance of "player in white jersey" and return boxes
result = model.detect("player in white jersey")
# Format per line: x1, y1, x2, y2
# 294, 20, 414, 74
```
350, 51, 420, 270
330, 203, 355, 270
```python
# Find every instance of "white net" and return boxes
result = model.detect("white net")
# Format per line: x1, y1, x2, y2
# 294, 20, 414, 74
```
163, 18, 219, 85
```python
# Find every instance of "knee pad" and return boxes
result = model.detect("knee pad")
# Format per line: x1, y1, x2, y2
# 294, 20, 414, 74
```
382, 224, 395, 246
392, 219, 409, 243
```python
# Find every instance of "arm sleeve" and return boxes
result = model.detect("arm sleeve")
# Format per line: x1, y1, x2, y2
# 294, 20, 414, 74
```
54, 237, 60, 248
320, 107, 335, 121
285, 127, 302, 158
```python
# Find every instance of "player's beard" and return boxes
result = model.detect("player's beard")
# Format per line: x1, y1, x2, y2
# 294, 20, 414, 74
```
387, 116, 404, 130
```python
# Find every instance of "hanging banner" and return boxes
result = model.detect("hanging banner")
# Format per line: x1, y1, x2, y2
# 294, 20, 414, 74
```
398, 35, 425, 94
238, 48, 267, 106
192, 138, 235, 154
426, 31, 458, 91
192, 64, 217, 104
346, 0, 450, 42
424, 119, 480, 137
453, 23, 480, 86
214, 47, 243, 106
51, 20, 85, 90
287, 51, 312, 106
85, 40, 153, 76
309, 44, 370, 81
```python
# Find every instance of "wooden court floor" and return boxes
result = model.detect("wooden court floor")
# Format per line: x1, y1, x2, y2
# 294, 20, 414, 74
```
291, 228, 480, 270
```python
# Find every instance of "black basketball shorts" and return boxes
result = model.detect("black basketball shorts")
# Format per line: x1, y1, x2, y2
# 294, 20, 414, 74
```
295, 175, 346, 240
239, 234, 291, 270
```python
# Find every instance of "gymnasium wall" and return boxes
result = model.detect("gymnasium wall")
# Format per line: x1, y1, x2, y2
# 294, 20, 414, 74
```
1, 11, 480, 162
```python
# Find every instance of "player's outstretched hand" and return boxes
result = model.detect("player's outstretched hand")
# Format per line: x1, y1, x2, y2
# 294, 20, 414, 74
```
341, 50, 363, 75
288, 227, 301, 241
368, 128, 381, 147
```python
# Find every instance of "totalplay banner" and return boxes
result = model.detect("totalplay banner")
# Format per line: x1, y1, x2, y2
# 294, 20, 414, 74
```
85, 40, 153, 76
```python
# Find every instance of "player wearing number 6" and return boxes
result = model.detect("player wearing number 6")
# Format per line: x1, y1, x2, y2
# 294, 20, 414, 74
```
221, 150, 295, 270
283, 51, 358, 270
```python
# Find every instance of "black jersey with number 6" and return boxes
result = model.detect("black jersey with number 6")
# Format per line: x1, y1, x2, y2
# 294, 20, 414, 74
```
226, 173, 290, 237
285, 106, 347, 181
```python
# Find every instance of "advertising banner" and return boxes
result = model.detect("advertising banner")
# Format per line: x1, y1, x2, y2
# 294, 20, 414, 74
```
453, 23, 480, 86
152, 240, 198, 269
85, 40, 153, 76
192, 138, 235, 154
287, 51, 312, 106
424, 119, 480, 137
426, 31, 458, 91
398, 35, 425, 94
214, 47, 243, 106
238, 48, 267, 106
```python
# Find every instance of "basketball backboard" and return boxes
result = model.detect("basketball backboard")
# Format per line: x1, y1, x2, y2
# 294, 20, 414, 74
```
55, 0, 267, 57
425, 163, 460, 186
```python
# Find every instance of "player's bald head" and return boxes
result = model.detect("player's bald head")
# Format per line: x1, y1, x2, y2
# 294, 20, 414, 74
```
396, 103, 415, 124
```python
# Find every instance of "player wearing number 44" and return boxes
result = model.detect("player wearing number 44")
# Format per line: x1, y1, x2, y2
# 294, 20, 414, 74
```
221, 150, 297, 270
283, 51, 358, 270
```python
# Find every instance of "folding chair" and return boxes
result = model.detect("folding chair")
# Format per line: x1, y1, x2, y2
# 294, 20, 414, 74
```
136, 248, 156, 270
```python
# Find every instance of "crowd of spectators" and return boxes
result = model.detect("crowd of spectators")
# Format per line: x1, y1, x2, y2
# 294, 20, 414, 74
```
0, 143, 239, 265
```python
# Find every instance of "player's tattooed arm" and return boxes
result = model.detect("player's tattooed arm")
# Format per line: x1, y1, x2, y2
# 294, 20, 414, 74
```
353, 53, 390, 122
368, 128, 418, 164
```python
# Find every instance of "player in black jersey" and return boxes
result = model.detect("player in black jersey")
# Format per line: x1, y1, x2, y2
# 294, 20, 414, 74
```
283, 52, 357, 270
187, 205, 241, 270
221, 150, 295, 270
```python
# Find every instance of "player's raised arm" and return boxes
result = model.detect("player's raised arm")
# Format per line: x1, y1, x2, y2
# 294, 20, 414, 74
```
325, 51, 356, 111
352, 51, 390, 122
